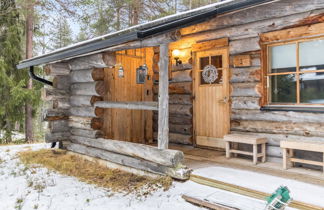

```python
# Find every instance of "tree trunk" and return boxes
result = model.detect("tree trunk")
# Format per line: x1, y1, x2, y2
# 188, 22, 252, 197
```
25, 1, 34, 143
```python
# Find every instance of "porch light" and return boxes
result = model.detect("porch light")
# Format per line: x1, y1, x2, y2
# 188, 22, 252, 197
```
172, 49, 182, 66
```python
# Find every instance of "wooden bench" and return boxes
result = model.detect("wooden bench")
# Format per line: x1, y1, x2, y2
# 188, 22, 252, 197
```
280, 140, 324, 172
224, 134, 267, 165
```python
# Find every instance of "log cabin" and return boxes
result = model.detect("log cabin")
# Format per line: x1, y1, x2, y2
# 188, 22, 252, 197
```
17, 0, 324, 179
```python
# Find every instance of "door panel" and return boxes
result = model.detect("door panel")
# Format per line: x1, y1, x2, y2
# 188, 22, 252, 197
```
194, 48, 230, 148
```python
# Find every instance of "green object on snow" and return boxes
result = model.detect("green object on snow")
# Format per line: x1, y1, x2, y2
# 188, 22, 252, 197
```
265, 186, 292, 210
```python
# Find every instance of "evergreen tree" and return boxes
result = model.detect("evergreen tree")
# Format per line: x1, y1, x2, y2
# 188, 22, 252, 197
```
50, 18, 73, 49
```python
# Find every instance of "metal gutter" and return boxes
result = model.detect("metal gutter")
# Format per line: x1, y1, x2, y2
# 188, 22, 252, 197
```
17, 0, 276, 70
29, 66, 53, 86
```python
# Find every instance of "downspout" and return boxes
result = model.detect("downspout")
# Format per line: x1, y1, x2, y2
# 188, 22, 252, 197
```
28, 66, 53, 86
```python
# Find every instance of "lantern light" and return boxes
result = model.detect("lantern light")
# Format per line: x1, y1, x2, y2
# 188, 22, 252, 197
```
172, 49, 182, 66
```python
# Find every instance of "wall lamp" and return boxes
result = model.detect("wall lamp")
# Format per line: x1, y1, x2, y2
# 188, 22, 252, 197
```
172, 49, 182, 66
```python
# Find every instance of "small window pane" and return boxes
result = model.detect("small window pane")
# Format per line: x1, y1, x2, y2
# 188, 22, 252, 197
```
299, 39, 324, 71
200, 57, 209, 70
300, 72, 324, 103
270, 44, 297, 73
211, 55, 222, 68
270, 74, 297, 103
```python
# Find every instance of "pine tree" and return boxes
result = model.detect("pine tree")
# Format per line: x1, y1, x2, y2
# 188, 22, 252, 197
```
50, 18, 73, 49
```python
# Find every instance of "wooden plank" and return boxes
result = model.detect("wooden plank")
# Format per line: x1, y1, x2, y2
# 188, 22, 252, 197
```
70, 135, 184, 167
190, 174, 324, 210
192, 38, 228, 52
280, 141, 324, 152
290, 158, 324, 167
182, 195, 238, 210
229, 149, 253, 156
43, 109, 69, 121
233, 55, 251, 67
158, 43, 169, 149
67, 143, 190, 180
144, 47, 154, 143
70, 128, 103, 139
224, 134, 267, 144
41, 88, 69, 101
95, 101, 158, 111
69, 116, 103, 130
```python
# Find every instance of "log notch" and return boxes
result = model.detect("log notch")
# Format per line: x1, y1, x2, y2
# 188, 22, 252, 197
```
158, 43, 169, 149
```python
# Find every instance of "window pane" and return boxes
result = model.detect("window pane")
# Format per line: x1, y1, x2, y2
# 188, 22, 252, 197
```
270, 44, 297, 73
299, 39, 324, 71
300, 72, 324, 103
200, 57, 209, 70
211, 55, 222, 68
270, 74, 296, 103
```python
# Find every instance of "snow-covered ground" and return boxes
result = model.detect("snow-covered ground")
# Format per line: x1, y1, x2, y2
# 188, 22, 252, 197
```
0, 144, 311, 210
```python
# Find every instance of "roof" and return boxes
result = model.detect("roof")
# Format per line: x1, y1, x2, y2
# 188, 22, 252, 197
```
17, 0, 276, 69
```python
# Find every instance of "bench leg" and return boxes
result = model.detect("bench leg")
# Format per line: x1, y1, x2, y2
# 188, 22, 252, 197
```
233, 143, 238, 158
262, 143, 266, 163
225, 141, 230, 159
283, 148, 288, 170
288, 149, 294, 167
253, 144, 257, 165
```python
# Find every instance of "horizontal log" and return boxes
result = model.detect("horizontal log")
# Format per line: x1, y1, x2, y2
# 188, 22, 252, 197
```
103, 52, 116, 68
53, 75, 70, 90
169, 104, 192, 116
154, 82, 192, 94
48, 120, 69, 133
71, 128, 103, 139
171, 63, 192, 71
231, 53, 260, 67
230, 37, 260, 55
231, 82, 261, 97
154, 94, 192, 105
153, 112, 192, 125
231, 97, 260, 110
41, 88, 69, 101
231, 110, 324, 123
171, 70, 192, 82
43, 109, 69, 121
230, 67, 260, 83
71, 81, 105, 96
45, 132, 70, 143
44, 63, 70, 76
231, 120, 324, 137
70, 68, 104, 83
67, 143, 190, 180
69, 54, 108, 70
70, 95, 103, 107
70, 106, 104, 118
53, 98, 70, 109
95, 101, 158, 111
69, 116, 103, 130
153, 132, 192, 145
70, 135, 184, 167
153, 123, 192, 135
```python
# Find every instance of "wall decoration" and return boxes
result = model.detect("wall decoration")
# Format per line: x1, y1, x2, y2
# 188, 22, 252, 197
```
136, 65, 147, 84
202, 64, 218, 84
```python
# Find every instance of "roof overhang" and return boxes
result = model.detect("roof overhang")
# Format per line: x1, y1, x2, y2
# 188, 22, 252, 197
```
17, 0, 277, 69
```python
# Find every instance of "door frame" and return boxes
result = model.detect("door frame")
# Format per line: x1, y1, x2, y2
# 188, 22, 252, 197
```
192, 38, 230, 149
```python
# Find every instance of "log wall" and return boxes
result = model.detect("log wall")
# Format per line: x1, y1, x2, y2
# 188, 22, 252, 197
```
165, 0, 324, 164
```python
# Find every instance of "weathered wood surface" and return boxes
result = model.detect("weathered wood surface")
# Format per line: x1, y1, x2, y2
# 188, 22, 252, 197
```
171, 70, 192, 82
53, 98, 70, 109
67, 143, 190, 180
69, 116, 103, 130
171, 63, 192, 71
102, 52, 116, 68
70, 106, 104, 118
95, 101, 158, 111
158, 43, 169, 149
42, 88, 69, 101
231, 120, 324, 137
70, 135, 184, 167
53, 76, 70, 90
44, 63, 70, 76
231, 83, 260, 97
231, 97, 260, 110
153, 113, 192, 125
69, 54, 108, 70
48, 120, 69, 132
70, 68, 104, 83
230, 37, 260, 55
71, 82, 105, 96
169, 104, 192, 116
153, 94, 192, 105
45, 132, 70, 143
230, 67, 260, 83
71, 128, 103, 139
43, 109, 69, 121
154, 123, 192, 135
153, 132, 192, 145
231, 110, 324, 124
192, 38, 228, 52
154, 82, 192, 94
70, 95, 102, 107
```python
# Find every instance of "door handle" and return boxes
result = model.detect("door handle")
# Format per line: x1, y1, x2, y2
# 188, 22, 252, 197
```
219, 96, 229, 104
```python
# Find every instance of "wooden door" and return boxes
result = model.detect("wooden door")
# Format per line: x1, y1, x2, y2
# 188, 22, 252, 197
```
194, 47, 230, 148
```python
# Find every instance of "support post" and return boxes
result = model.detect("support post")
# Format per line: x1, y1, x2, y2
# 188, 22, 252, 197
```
158, 43, 169, 149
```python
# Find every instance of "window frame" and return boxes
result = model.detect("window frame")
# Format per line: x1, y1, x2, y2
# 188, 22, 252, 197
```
265, 36, 324, 106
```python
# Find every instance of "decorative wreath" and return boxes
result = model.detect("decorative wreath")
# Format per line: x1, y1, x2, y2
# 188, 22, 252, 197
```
202, 64, 218, 84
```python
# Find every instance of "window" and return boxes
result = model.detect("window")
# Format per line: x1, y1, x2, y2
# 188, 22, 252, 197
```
199, 55, 223, 85
267, 38, 324, 105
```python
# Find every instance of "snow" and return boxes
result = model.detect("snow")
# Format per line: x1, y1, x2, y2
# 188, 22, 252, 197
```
193, 166, 324, 208
0, 144, 316, 210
